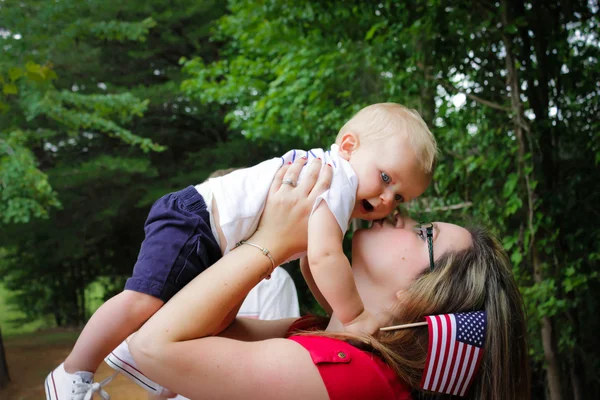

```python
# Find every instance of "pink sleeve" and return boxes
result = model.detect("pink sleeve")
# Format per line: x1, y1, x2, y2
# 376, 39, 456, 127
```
288, 335, 412, 400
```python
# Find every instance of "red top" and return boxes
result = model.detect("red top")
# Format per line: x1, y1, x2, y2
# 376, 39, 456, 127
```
287, 327, 412, 400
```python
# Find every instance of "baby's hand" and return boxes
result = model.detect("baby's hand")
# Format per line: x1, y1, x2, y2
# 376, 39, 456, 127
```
343, 310, 380, 336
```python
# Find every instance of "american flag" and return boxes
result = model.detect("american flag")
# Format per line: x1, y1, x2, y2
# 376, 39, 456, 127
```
420, 311, 487, 397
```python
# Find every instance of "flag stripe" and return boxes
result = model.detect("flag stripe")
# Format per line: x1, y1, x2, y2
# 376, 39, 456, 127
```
438, 314, 457, 392
430, 316, 444, 390
431, 315, 448, 391
439, 315, 453, 391
460, 347, 478, 395
421, 316, 433, 389
448, 341, 466, 394
460, 347, 481, 396
462, 346, 486, 396
422, 316, 438, 390
453, 345, 473, 395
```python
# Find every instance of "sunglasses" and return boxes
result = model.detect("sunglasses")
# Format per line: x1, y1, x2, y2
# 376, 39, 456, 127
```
413, 223, 435, 272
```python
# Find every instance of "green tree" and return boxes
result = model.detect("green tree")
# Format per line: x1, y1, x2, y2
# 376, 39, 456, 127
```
0, 1, 163, 326
0, 0, 257, 328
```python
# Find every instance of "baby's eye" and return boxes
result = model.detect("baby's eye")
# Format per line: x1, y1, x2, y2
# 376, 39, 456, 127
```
381, 172, 391, 183
395, 194, 404, 203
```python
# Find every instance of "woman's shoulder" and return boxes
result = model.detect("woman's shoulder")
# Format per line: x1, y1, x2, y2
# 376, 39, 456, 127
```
287, 334, 412, 400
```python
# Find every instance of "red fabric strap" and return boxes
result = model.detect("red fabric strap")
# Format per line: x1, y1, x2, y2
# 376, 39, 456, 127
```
288, 335, 412, 400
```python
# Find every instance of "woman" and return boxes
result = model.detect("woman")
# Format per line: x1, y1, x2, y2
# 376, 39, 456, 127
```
128, 157, 530, 399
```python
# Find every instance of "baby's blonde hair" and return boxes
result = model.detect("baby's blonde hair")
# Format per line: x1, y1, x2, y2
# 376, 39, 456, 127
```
336, 103, 438, 174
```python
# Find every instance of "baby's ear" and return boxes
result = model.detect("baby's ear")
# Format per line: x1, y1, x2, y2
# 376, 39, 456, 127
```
338, 132, 359, 160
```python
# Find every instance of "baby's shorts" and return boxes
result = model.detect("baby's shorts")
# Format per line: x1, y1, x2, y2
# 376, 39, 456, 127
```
124, 186, 222, 302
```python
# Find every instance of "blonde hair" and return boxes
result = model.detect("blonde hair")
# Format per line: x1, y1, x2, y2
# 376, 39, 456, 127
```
208, 167, 240, 179
336, 103, 438, 174
306, 227, 530, 400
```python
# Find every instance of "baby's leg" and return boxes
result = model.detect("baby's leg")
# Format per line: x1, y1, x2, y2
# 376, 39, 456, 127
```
64, 289, 163, 373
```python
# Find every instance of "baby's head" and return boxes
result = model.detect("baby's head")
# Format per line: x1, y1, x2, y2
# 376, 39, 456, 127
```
336, 103, 437, 220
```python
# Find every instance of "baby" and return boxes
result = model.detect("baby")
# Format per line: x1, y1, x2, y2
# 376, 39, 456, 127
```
45, 103, 437, 400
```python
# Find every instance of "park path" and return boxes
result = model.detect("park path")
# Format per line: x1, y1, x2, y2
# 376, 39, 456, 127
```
0, 329, 147, 399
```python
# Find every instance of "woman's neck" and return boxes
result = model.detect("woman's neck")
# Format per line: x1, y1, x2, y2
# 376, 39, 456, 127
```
325, 316, 344, 332
323, 269, 398, 333
325, 307, 395, 333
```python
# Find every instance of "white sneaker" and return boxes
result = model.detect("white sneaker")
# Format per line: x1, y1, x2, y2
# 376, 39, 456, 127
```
105, 340, 175, 398
45, 363, 114, 400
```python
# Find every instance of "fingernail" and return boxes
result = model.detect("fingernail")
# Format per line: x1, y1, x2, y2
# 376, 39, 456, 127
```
317, 157, 321, 160
327, 163, 332, 167
287, 161, 292, 164
301, 156, 307, 160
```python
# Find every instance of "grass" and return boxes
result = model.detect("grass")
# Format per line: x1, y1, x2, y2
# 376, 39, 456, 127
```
0, 284, 49, 337
0, 281, 107, 338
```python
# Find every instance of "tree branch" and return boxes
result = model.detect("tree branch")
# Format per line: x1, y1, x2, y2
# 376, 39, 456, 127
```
424, 201, 473, 212
437, 78, 510, 112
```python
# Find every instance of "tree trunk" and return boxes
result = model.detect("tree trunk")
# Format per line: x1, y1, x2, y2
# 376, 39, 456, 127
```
500, 2, 564, 399
533, 248, 563, 400
569, 361, 582, 400
415, 33, 436, 127
0, 328, 11, 389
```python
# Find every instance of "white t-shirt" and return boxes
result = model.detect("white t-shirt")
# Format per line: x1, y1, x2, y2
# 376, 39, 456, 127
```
237, 268, 300, 320
195, 144, 358, 256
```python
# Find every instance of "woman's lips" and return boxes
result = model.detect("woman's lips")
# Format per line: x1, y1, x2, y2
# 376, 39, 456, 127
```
393, 213, 404, 228
370, 219, 384, 228
374, 214, 404, 228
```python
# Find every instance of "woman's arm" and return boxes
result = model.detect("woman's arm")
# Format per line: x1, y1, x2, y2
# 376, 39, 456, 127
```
129, 157, 332, 399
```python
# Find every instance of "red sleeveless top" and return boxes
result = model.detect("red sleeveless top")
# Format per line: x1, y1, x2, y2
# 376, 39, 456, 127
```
286, 317, 412, 400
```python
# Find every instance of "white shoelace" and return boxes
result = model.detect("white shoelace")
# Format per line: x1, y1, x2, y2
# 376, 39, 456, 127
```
73, 373, 116, 400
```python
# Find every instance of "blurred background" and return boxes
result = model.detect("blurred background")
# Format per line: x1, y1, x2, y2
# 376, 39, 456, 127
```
0, 1, 598, 399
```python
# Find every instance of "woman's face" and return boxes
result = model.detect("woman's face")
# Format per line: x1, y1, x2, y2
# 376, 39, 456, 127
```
351, 214, 472, 294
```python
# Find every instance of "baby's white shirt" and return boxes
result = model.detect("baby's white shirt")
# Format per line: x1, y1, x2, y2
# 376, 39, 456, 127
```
195, 144, 358, 257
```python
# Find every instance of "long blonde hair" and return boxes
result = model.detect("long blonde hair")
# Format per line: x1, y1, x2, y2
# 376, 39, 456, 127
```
309, 227, 530, 399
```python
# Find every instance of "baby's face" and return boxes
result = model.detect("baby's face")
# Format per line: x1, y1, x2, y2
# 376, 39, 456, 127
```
345, 135, 431, 220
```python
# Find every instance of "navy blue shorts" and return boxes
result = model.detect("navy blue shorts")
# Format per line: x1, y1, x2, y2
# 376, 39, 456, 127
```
124, 186, 222, 302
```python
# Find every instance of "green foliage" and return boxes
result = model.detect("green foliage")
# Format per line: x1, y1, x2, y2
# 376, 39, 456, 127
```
181, 1, 424, 145
0, 131, 60, 223
0, 40, 163, 226
0, 0, 233, 329
84, 17, 157, 42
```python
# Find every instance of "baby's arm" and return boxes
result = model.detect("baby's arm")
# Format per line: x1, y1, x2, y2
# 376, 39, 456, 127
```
307, 203, 378, 335
300, 256, 332, 315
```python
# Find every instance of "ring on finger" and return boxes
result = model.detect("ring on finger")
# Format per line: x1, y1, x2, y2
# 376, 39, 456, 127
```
282, 179, 297, 187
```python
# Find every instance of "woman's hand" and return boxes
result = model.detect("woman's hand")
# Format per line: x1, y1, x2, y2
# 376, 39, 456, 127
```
251, 157, 332, 264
